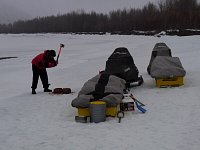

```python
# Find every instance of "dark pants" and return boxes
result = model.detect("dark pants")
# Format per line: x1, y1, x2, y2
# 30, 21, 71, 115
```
31, 65, 49, 89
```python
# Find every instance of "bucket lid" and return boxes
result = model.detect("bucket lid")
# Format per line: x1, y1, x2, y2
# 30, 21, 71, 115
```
90, 101, 106, 105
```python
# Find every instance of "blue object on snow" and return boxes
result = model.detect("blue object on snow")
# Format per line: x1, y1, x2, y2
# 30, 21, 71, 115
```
135, 101, 147, 113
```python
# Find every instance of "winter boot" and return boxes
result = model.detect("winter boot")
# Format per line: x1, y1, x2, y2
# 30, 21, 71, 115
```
44, 88, 52, 92
32, 89, 36, 94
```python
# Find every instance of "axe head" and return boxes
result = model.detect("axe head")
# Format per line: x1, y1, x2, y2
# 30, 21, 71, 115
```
60, 43, 65, 48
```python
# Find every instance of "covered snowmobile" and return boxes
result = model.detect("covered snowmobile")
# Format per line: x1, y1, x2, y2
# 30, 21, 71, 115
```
150, 56, 186, 78
147, 43, 172, 74
104, 47, 143, 87
71, 73, 126, 108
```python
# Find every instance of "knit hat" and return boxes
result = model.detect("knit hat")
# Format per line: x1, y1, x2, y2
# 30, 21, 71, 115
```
49, 50, 56, 57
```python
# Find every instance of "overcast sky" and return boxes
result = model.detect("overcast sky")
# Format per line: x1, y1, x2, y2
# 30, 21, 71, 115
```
1, 0, 159, 17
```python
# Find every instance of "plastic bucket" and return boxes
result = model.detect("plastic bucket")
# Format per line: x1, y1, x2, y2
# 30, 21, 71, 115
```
90, 101, 106, 123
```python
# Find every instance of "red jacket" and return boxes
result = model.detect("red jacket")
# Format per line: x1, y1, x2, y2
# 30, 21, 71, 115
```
32, 50, 57, 70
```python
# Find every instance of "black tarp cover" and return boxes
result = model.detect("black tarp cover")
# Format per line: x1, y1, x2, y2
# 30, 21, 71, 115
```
105, 47, 139, 83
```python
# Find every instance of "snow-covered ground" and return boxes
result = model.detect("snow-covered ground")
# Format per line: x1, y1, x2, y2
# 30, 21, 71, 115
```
0, 34, 200, 150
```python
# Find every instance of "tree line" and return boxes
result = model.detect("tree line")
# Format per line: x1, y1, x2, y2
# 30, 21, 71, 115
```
0, 0, 200, 34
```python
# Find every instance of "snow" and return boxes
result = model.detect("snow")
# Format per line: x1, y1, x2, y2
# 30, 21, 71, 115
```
0, 33, 200, 150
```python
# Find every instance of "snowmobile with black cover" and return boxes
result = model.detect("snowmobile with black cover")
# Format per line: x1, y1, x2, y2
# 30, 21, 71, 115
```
105, 47, 143, 88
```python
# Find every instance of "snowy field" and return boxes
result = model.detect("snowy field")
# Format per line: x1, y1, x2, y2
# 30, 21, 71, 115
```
0, 33, 200, 150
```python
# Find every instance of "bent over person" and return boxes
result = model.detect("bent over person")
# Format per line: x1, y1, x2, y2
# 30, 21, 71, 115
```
31, 50, 57, 94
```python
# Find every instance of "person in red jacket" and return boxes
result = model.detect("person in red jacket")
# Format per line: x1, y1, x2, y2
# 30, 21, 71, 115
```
31, 50, 57, 94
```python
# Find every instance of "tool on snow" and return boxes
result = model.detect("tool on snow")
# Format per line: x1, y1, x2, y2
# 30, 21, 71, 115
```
56, 43, 65, 64
135, 101, 146, 113
130, 94, 145, 106
129, 94, 147, 113
117, 110, 124, 123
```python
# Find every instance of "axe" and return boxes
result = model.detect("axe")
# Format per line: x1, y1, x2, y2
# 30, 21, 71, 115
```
56, 43, 65, 64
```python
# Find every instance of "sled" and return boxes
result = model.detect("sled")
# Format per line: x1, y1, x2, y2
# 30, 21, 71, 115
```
155, 77, 184, 87
76, 105, 119, 118
75, 106, 119, 123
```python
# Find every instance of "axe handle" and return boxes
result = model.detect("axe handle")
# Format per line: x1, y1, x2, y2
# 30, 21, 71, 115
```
56, 44, 64, 63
